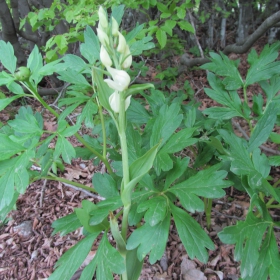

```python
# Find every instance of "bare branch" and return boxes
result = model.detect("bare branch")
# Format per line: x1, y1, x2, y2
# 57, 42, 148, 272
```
223, 11, 280, 55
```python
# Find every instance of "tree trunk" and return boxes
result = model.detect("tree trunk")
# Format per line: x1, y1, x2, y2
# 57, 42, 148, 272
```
0, 0, 26, 65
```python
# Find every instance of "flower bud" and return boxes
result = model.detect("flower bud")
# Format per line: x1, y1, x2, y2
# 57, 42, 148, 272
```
98, 6, 108, 30
97, 28, 109, 46
100, 45, 112, 67
122, 45, 132, 69
109, 91, 131, 113
111, 17, 119, 37
117, 31, 126, 53
104, 66, 130, 91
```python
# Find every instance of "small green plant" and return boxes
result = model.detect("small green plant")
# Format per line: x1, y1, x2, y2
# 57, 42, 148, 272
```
200, 45, 280, 280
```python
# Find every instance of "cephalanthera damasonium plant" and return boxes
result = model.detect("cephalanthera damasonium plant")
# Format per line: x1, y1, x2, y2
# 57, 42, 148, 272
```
0, 5, 231, 279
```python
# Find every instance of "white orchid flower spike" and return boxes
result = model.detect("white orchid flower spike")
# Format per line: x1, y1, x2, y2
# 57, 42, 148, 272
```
109, 92, 131, 113
100, 45, 112, 67
104, 66, 130, 92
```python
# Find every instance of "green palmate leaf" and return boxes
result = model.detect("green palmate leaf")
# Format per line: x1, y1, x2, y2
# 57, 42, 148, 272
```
7, 81, 25, 95
270, 132, 280, 144
51, 213, 82, 236
0, 41, 17, 73
143, 89, 165, 115
0, 169, 16, 211
82, 234, 125, 280
218, 130, 255, 176
126, 123, 142, 162
193, 144, 216, 168
164, 157, 190, 190
0, 149, 34, 214
80, 26, 100, 64
27, 45, 43, 84
248, 102, 278, 152
15, 167, 29, 193
129, 190, 155, 226
137, 195, 168, 226
0, 95, 25, 111
58, 91, 89, 106
78, 99, 98, 129
126, 212, 170, 264
0, 134, 25, 160
218, 211, 273, 279
246, 42, 280, 86
251, 149, 270, 179
92, 68, 113, 112
126, 23, 144, 43
89, 196, 122, 226
160, 127, 197, 154
60, 122, 81, 138
201, 52, 243, 90
54, 136, 76, 164
92, 173, 118, 198
57, 68, 91, 87
49, 232, 99, 280
156, 28, 167, 49
252, 94, 264, 116
219, 130, 280, 199
127, 99, 151, 124
208, 136, 230, 155
75, 200, 108, 233
63, 54, 89, 74
260, 75, 280, 103
203, 72, 244, 118
170, 204, 214, 263
0, 71, 14, 86
130, 36, 155, 56
154, 152, 173, 173
244, 228, 280, 280
203, 107, 243, 119
268, 156, 280, 166
150, 103, 183, 148
38, 59, 64, 76
0, 191, 18, 222
8, 114, 43, 135
168, 164, 230, 213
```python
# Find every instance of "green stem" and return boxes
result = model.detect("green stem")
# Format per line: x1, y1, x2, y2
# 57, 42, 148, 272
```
39, 174, 96, 193
273, 179, 280, 188
118, 92, 131, 240
243, 85, 248, 106
204, 198, 212, 229
74, 133, 115, 176
266, 204, 280, 209
24, 81, 60, 118
98, 100, 107, 158
243, 85, 253, 131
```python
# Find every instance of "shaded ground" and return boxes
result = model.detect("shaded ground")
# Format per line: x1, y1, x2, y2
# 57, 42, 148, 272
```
0, 38, 280, 280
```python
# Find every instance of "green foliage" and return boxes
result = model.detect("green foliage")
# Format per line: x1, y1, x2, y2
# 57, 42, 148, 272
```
1, 4, 280, 280
201, 41, 280, 279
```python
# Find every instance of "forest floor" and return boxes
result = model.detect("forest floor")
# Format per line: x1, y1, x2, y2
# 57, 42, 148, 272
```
0, 37, 280, 280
